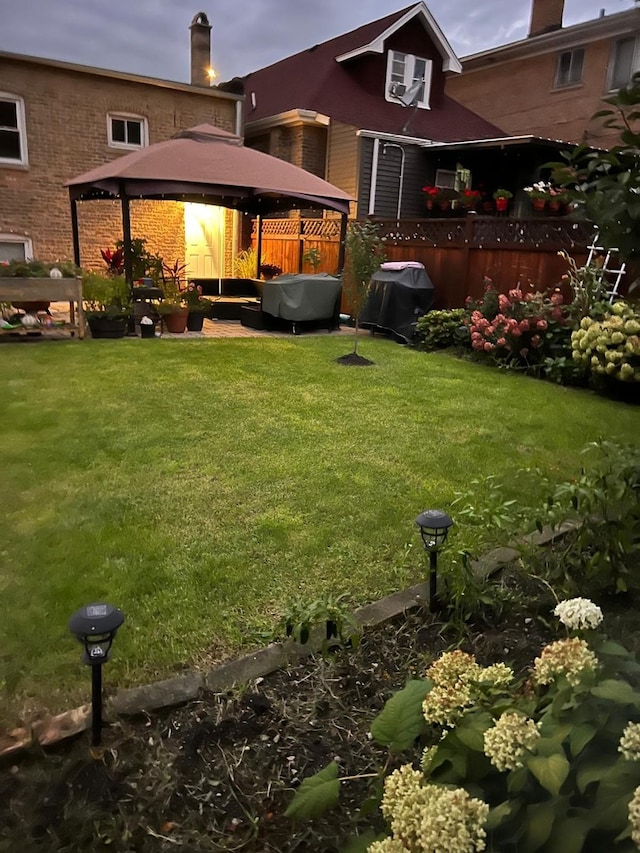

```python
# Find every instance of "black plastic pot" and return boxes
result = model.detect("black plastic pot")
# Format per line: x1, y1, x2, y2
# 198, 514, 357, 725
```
187, 311, 205, 332
87, 315, 129, 339
140, 322, 156, 339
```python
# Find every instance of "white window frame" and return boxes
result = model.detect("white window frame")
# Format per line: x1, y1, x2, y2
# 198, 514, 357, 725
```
107, 112, 148, 150
609, 37, 640, 91
385, 50, 433, 109
0, 93, 28, 167
555, 47, 585, 88
0, 233, 33, 264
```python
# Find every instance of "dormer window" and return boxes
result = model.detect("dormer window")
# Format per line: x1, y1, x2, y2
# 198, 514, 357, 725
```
386, 50, 432, 109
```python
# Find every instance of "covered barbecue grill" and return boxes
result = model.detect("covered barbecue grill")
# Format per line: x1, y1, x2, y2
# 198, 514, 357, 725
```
359, 262, 435, 343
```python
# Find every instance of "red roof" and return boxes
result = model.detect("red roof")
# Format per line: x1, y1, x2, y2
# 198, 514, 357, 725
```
241, 5, 503, 142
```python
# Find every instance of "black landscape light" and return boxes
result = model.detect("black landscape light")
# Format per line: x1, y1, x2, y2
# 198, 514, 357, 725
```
69, 602, 125, 746
415, 509, 454, 612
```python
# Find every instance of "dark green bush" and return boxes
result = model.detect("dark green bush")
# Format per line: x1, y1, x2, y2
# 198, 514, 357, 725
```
415, 308, 468, 350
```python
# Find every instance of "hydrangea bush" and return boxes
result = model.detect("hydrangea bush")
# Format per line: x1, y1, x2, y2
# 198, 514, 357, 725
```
466, 280, 570, 369
571, 301, 640, 384
287, 600, 640, 852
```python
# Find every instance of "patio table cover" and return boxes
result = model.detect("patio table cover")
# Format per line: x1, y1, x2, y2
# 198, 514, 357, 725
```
261, 274, 342, 322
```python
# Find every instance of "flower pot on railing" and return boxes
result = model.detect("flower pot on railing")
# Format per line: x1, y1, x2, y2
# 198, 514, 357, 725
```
532, 198, 547, 212
495, 197, 509, 213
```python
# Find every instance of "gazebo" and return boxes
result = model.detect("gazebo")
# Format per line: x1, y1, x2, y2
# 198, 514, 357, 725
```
66, 124, 353, 284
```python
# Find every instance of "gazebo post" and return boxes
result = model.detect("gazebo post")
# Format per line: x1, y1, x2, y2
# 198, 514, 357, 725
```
337, 213, 348, 273
69, 195, 81, 268
255, 214, 263, 278
120, 186, 133, 288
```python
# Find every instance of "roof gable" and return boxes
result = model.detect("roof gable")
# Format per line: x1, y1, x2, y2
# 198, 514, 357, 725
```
335, 2, 462, 74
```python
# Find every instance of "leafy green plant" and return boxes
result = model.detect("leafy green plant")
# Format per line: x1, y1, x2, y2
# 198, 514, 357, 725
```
557, 250, 610, 323
233, 248, 258, 279
276, 593, 361, 657
534, 439, 640, 596
414, 308, 468, 350
0, 258, 79, 278
81, 271, 131, 316
115, 237, 163, 282
549, 73, 640, 262
343, 220, 387, 356
288, 599, 640, 852
302, 246, 322, 272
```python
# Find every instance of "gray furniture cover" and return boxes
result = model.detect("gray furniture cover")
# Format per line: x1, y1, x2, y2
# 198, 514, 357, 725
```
360, 266, 435, 343
261, 273, 342, 322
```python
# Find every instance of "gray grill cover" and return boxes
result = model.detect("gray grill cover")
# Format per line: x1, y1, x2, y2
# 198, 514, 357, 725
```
261, 273, 342, 321
360, 266, 435, 343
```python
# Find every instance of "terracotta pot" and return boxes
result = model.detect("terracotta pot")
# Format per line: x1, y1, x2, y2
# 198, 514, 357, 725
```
495, 197, 509, 212
162, 308, 189, 333
532, 198, 547, 212
548, 200, 562, 214
425, 199, 434, 210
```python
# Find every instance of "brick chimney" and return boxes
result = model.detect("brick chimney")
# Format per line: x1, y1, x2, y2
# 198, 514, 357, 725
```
528, 0, 565, 37
190, 12, 212, 86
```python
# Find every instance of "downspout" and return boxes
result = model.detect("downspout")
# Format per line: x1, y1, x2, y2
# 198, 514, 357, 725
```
382, 142, 406, 221
368, 137, 381, 216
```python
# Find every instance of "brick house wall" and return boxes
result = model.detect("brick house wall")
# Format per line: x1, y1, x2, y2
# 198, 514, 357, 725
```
0, 55, 238, 270
447, 10, 640, 148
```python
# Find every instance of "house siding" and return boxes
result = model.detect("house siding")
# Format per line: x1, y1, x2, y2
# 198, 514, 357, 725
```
326, 121, 359, 215
448, 17, 640, 146
0, 57, 236, 268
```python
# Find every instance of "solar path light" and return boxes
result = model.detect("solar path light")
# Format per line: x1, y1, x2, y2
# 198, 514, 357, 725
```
68, 602, 124, 746
415, 509, 453, 612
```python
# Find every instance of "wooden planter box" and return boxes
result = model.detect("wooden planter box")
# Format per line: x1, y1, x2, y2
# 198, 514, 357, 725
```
0, 278, 85, 339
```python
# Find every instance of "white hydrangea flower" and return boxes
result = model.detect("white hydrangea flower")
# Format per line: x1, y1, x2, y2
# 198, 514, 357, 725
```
629, 786, 640, 847
483, 712, 541, 772
367, 839, 409, 853
479, 663, 514, 687
619, 723, 640, 761
380, 767, 489, 853
553, 598, 603, 631
533, 638, 598, 687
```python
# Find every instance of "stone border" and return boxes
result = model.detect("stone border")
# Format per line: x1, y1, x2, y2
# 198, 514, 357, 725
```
0, 522, 576, 759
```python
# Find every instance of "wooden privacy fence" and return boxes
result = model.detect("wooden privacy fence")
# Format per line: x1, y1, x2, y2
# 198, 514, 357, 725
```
252, 216, 596, 310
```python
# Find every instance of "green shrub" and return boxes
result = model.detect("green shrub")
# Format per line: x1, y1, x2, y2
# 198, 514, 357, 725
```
415, 308, 468, 350
82, 271, 131, 315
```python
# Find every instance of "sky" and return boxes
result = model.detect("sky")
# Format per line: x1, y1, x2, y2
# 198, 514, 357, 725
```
0, 0, 636, 84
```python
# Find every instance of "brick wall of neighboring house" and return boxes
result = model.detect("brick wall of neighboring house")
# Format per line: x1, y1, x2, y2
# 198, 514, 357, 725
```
447, 21, 639, 148
248, 124, 327, 178
0, 57, 237, 267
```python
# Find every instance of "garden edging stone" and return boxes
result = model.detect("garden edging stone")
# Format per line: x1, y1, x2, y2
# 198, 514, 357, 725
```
0, 522, 577, 759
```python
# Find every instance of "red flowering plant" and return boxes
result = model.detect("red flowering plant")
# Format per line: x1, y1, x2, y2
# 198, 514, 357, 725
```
459, 188, 482, 207
100, 247, 125, 276
465, 278, 570, 369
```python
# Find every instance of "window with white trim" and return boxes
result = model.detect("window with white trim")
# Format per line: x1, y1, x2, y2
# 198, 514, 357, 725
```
107, 113, 148, 150
555, 48, 584, 87
0, 94, 28, 166
0, 234, 33, 264
609, 37, 640, 90
385, 50, 433, 109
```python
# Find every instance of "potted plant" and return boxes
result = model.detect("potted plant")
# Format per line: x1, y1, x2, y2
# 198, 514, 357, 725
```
156, 259, 189, 333
524, 181, 552, 211
183, 281, 210, 331
259, 263, 282, 281
82, 271, 132, 338
492, 188, 513, 212
458, 188, 482, 211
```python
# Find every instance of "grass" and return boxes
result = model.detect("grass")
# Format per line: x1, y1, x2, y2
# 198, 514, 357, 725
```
0, 335, 638, 722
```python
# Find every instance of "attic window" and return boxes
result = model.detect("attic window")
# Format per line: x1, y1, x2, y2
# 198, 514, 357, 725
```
385, 50, 432, 109
554, 48, 584, 88
107, 113, 148, 150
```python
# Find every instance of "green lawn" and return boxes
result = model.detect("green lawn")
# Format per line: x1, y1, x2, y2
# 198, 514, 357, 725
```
0, 335, 637, 722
